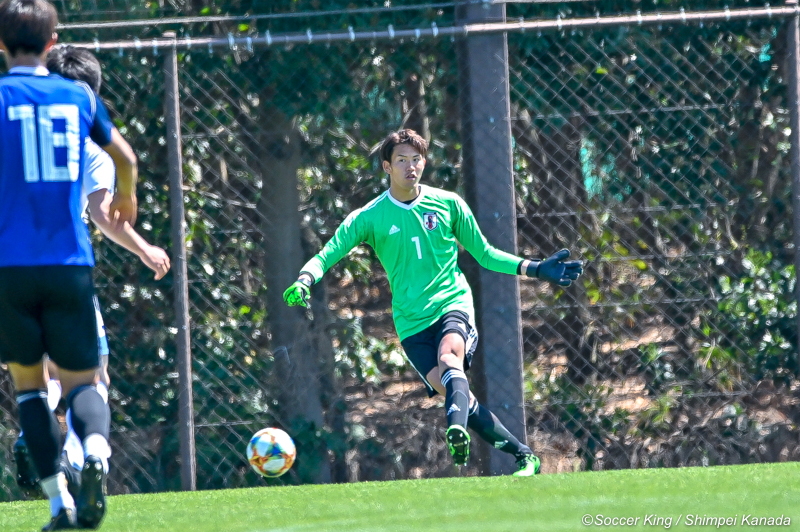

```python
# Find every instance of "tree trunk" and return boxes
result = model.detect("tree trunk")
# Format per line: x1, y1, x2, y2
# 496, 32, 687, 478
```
301, 225, 347, 483
257, 107, 330, 484
513, 112, 595, 384
403, 70, 430, 142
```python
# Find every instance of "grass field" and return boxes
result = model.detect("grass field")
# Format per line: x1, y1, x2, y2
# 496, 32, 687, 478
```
2, 462, 798, 531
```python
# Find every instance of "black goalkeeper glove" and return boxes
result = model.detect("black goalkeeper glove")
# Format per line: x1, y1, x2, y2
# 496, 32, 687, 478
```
526, 249, 583, 287
283, 276, 313, 308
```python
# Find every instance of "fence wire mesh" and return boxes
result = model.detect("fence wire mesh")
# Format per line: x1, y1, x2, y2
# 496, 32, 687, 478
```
1, 12, 799, 500
510, 22, 799, 471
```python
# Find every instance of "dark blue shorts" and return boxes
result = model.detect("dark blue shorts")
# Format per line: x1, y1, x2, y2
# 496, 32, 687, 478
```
0, 266, 100, 371
400, 310, 479, 397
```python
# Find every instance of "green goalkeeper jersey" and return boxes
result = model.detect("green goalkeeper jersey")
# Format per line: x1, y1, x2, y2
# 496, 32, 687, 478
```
300, 185, 524, 340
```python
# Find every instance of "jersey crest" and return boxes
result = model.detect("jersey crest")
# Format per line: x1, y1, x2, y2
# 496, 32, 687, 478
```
422, 212, 439, 231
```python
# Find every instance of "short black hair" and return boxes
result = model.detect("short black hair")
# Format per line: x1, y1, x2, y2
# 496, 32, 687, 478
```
47, 45, 103, 92
380, 129, 429, 163
0, 0, 58, 57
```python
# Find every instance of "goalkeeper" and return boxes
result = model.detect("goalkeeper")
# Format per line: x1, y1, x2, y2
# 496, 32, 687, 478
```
285, 129, 582, 475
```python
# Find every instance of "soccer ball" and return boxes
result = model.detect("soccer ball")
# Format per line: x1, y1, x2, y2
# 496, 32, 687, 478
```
246, 427, 296, 478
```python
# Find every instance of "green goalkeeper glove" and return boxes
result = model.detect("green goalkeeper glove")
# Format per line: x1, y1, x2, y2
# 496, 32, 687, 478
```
526, 249, 583, 287
283, 277, 312, 308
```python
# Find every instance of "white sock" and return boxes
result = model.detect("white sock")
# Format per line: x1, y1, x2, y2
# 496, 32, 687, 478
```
63, 410, 84, 471
96, 382, 109, 404
83, 434, 111, 474
39, 472, 75, 517
46, 379, 62, 412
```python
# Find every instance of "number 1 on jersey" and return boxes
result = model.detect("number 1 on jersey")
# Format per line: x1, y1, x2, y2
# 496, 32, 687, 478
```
411, 236, 422, 259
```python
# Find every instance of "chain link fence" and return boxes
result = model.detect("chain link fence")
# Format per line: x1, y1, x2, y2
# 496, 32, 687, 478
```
510, 20, 800, 471
2, 7, 799, 500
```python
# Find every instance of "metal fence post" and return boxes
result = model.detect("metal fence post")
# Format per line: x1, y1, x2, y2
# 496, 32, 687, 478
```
787, 1, 800, 353
164, 31, 196, 491
456, 0, 526, 475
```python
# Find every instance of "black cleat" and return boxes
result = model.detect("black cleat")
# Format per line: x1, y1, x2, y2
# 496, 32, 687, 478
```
13, 436, 40, 492
41, 507, 78, 530
76, 456, 107, 530
60, 455, 81, 502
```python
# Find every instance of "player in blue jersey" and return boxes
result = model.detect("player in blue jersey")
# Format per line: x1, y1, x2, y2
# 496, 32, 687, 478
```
12, 45, 171, 504
50, 45, 170, 485
0, 1, 139, 529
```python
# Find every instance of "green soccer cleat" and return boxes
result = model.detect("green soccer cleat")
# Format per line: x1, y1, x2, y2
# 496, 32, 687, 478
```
512, 453, 541, 477
446, 426, 470, 466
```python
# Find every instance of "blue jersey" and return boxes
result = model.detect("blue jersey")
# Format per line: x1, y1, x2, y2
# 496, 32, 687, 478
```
0, 66, 114, 267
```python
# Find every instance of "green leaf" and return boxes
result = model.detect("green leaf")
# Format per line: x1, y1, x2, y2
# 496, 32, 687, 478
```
613, 243, 630, 257
586, 287, 601, 305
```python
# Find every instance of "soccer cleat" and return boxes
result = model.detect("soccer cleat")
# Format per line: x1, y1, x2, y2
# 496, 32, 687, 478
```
41, 507, 78, 530
446, 425, 470, 466
13, 435, 40, 491
76, 456, 107, 529
512, 453, 541, 477
60, 455, 81, 502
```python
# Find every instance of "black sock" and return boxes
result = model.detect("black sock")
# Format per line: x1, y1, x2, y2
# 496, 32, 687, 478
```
17, 389, 62, 479
467, 401, 532, 458
441, 368, 470, 428
66, 385, 109, 441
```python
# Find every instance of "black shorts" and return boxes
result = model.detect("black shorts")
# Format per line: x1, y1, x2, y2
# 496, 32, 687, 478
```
0, 266, 100, 371
400, 310, 479, 398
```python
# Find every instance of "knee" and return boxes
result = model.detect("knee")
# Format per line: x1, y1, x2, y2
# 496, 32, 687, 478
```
439, 332, 463, 352
438, 351, 462, 370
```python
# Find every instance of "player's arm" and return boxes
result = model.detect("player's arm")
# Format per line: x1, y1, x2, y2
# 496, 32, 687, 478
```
451, 196, 583, 287
100, 129, 138, 227
88, 93, 138, 226
284, 210, 366, 308
86, 189, 170, 280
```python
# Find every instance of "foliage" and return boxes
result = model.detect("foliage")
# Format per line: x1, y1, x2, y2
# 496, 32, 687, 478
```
714, 250, 799, 386
513, 14, 796, 474
331, 317, 406, 384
